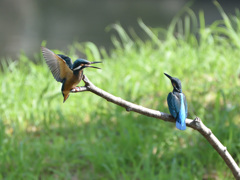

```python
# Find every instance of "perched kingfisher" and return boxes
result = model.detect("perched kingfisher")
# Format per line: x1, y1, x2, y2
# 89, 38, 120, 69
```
164, 73, 188, 130
41, 47, 101, 102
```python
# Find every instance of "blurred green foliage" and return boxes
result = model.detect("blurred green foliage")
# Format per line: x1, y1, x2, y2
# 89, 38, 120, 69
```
0, 2, 240, 179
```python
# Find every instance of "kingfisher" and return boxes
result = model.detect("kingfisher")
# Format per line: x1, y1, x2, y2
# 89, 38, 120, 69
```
41, 47, 101, 102
164, 73, 188, 130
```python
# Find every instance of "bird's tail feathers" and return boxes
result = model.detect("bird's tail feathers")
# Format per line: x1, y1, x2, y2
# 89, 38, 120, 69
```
176, 120, 186, 130
63, 93, 69, 103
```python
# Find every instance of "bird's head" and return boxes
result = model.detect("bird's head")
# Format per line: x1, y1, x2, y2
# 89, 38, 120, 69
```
164, 73, 182, 93
72, 59, 101, 72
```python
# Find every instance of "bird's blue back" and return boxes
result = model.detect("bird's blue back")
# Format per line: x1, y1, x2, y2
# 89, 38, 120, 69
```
58, 54, 73, 69
167, 92, 187, 130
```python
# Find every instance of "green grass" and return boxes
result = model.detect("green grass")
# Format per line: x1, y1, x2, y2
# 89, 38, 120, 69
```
1, 3, 240, 180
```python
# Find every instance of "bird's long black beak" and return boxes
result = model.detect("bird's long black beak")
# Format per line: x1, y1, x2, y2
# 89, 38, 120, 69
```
91, 61, 102, 64
86, 66, 101, 69
86, 61, 102, 69
164, 73, 172, 80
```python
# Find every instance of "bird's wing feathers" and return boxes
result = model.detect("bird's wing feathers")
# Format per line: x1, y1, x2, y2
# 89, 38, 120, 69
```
167, 92, 181, 118
41, 47, 72, 82
183, 93, 188, 117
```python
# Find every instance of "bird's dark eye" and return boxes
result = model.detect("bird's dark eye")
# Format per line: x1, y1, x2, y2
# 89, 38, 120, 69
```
172, 82, 176, 87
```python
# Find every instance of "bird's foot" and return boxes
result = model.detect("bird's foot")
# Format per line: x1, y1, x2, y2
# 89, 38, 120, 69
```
71, 86, 82, 92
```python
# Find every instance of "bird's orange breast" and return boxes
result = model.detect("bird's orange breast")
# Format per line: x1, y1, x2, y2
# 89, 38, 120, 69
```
62, 71, 83, 94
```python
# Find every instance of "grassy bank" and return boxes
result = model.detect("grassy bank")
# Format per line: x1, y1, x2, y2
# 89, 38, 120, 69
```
0, 3, 240, 180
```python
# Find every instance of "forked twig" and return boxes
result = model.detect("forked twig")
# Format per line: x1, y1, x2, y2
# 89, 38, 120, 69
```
71, 75, 240, 179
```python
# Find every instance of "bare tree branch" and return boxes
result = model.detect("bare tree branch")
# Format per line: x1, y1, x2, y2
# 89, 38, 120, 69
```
71, 75, 240, 179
